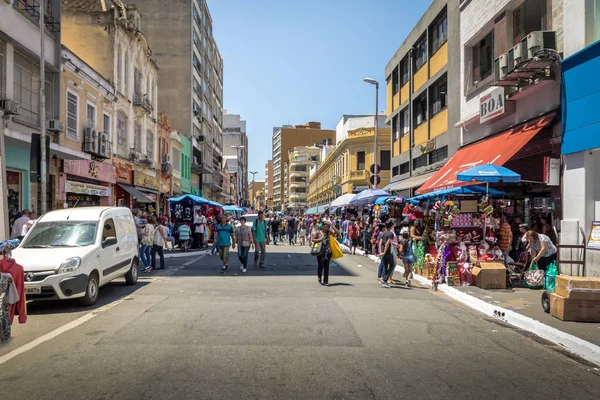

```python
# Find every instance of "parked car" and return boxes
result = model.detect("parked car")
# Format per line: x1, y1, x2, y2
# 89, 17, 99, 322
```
235, 213, 259, 228
12, 207, 139, 306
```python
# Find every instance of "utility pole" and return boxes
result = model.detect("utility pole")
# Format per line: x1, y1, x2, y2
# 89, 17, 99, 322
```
249, 171, 258, 209
39, 0, 47, 214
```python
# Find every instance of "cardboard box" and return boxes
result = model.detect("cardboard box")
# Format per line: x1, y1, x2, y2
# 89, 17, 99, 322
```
472, 262, 506, 290
446, 276, 461, 287
550, 293, 600, 322
555, 276, 600, 301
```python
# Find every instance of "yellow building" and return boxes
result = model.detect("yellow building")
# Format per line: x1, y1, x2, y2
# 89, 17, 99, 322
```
307, 125, 391, 206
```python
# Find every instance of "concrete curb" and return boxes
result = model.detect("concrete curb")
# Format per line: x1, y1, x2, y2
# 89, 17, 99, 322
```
354, 249, 600, 367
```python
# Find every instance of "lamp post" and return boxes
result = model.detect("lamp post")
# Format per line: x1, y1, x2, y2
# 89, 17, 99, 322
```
363, 77, 379, 189
249, 171, 258, 209
231, 145, 245, 206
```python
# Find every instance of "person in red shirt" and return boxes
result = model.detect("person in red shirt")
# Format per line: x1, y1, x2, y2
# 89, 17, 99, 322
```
347, 220, 360, 255
0, 257, 27, 325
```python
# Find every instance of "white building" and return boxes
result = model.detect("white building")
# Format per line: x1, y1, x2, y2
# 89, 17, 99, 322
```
335, 114, 387, 145
223, 112, 248, 205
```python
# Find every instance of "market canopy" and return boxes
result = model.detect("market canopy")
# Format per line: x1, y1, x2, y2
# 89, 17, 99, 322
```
374, 196, 396, 205
168, 194, 223, 208
223, 205, 244, 212
117, 184, 152, 203
349, 189, 390, 206
416, 114, 555, 194
381, 179, 405, 192
386, 171, 437, 192
410, 185, 506, 201
330, 193, 356, 207
457, 164, 520, 183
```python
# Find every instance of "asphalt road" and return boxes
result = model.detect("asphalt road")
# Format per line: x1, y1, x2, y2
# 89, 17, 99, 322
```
0, 244, 599, 400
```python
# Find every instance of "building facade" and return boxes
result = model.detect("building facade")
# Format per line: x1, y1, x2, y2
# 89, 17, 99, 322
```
223, 112, 248, 205
385, 0, 461, 197
271, 122, 335, 210
132, 0, 225, 202
308, 123, 392, 206
62, 1, 160, 212
286, 146, 321, 211
157, 113, 174, 212
265, 160, 273, 209
248, 180, 265, 210
170, 130, 184, 196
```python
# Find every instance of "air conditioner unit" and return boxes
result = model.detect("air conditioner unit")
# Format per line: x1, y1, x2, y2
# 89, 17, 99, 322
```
99, 132, 108, 158
494, 53, 508, 81
84, 127, 98, 154
161, 162, 173, 174
46, 119, 65, 133
511, 42, 525, 67
0, 99, 20, 115
524, 31, 557, 59
162, 153, 170, 163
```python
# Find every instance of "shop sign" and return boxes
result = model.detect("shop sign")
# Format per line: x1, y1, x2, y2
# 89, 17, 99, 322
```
420, 139, 436, 155
64, 160, 116, 184
113, 159, 133, 184
65, 180, 111, 197
588, 221, 600, 250
134, 170, 159, 190
479, 87, 515, 124
543, 157, 560, 186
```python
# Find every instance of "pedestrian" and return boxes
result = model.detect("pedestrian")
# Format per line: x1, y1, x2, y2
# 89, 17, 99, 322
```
498, 220, 513, 266
378, 220, 396, 288
140, 216, 154, 272
177, 222, 192, 252
341, 216, 350, 245
287, 215, 297, 245
312, 220, 339, 286
21, 211, 37, 238
348, 219, 359, 255
270, 217, 279, 245
310, 217, 320, 246
526, 230, 557, 271
515, 223, 529, 263
216, 214, 236, 274
193, 210, 204, 248
400, 231, 415, 287
235, 216, 253, 273
151, 218, 168, 270
252, 210, 268, 268
376, 223, 387, 282
11, 210, 31, 241
298, 220, 307, 245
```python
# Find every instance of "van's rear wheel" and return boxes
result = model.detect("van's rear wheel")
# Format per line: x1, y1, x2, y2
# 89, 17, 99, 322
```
79, 272, 99, 306
125, 257, 139, 285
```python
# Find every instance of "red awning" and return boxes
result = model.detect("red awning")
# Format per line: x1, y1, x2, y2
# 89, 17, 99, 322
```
416, 114, 555, 194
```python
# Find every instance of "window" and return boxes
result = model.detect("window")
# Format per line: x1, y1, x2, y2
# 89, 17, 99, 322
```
400, 107, 410, 135
134, 123, 142, 152
414, 94, 427, 126
0, 42, 5, 98
392, 66, 399, 93
173, 148, 181, 172
117, 112, 127, 148
513, 0, 548, 44
103, 113, 111, 138
430, 75, 447, 117
472, 31, 494, 83
392, 115, 399, 141
193, 53, 201, 73
13, 52, 54, 126
66, 91, 79, 139
414, 35, 427, 70
400, 58, 409, 86
116, 47, 121, 88
193, 5, 201, 26
193, 78, 201, 96
392, 166, 399, 177
585, 0, 600, 45
429, 146, 448, 164
146, 130, 154, 157
431, 10, 448, 54
102, 219, 117, 243
86, 103, 96, 128
413, 154, 428, 169
293, 165, 307, 172
357, 151, 366, 170
380, 150, 391, 170
400, 162, 410, 175
193, 101, 200, 118
134, 68, 142, 95
123, 51, 128, 94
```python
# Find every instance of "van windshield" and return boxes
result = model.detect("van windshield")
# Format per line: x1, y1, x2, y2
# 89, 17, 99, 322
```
22, 221, 98, 248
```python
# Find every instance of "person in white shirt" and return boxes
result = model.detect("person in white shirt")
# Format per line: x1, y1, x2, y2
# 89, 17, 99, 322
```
21, 212, 37, 238
11, 209, 31, 240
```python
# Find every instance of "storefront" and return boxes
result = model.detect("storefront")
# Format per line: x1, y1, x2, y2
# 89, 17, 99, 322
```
5, 139, 31, 216
113, 159, 147, 208
59, 160, 116, 208
133, 167, 160, 214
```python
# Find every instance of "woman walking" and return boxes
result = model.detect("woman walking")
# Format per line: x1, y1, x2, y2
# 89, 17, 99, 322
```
235, 216, 253, 273
400, 231, 415, 287
312, 220, 339, 286
378, 220, 396, 288
298, 220, 307, 245
151, 218, 168, 270
140, 217, 154, 272
526, 230, 557, 270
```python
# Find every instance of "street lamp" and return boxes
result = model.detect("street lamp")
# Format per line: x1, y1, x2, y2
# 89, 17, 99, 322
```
231, 145, 245, 205
363, 77, 379, 189
249, 171, 258, 209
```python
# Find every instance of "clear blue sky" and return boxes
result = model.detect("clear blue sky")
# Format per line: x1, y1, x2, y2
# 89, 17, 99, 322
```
209, 0, 432, 180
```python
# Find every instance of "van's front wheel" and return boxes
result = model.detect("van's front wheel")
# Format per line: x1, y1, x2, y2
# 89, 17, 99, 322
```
79, 272, 99, 306
125, 257, 139, 285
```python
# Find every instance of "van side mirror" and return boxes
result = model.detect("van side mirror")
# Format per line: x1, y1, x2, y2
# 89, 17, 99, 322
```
102, 236, 118, 248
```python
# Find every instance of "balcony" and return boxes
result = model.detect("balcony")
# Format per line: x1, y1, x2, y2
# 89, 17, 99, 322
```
289, 181, 307, 188
133, 93, 153, 114
350, 170, 367, 180
289, 170, 309, 178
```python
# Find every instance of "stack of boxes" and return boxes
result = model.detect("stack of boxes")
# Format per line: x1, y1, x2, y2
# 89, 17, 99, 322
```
550, 276, 600, 322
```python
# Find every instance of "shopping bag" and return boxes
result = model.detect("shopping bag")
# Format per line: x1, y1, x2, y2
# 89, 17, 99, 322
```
329, 234, 343, 260
544, 261, 558, 291
524, 263, 545, 288
310, 242, 324, 257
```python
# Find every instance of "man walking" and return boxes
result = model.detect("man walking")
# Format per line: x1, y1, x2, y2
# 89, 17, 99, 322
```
252, 211, 268, 268
270, 216, 279, 245
287, 215, 297, 245
216, 214, 236, 274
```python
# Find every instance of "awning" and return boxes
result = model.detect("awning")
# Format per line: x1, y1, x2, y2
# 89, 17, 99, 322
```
136, 186, 161, 195
410, 185, 506, 201
388, 171, 437, 192
416, 114, 554, 194
118, 184, 153, 203
381, 179, 405, 192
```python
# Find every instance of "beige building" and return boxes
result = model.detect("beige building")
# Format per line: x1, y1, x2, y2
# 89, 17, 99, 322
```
249, 180, 265, 210
62, 1, 160, 204
286, 146, 321, 211
271, 122, 335, 210
264, 160, 273, 208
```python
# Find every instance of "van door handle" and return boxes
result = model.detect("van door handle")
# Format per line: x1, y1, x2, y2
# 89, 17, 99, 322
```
116, 247, 120, 251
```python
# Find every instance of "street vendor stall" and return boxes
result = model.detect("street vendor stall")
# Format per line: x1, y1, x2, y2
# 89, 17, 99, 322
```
168, 195, 223, 224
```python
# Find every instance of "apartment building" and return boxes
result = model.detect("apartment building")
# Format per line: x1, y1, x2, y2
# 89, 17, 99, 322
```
308, 117, 391, 207
62, 1, 160, 209
271, 122, 335, 210
223, 112, 248, 205
249, 180, 265, 210
385, 0, 461, 197
286, 146, 321, 211
132, 0, 225, 201
265, 160, 273, 208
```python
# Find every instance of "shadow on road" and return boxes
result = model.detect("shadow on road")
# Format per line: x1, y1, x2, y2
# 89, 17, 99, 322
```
26, 280, 150, 315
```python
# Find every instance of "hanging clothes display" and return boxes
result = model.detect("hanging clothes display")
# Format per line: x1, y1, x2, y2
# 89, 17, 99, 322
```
0, 257, 27, 324
0, 273, 19, 344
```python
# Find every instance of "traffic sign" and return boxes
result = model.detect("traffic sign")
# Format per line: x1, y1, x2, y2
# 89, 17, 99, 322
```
370, 175, 381, 185
370, 164, 381, 174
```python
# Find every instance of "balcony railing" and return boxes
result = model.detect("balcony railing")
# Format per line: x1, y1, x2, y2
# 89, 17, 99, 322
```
350, 170, 366, 180
133, 92, 153, 114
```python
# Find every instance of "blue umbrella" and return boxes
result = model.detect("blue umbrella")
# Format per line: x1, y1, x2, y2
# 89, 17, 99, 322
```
374, 196, 396, 205
349, 189, 390, 206
223, 205, 243, 212
457, 164, 520, 183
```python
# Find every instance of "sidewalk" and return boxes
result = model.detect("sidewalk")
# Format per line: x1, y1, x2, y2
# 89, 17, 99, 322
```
355, 249, 600, 367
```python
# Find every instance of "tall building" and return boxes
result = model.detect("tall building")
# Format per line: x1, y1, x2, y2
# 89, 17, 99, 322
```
223, 112, 248, 205
287, 146, 321, 212
62, 1, 160, 209
264, 160, 273, 208
308, 117, 392, 206
248, 180, 265, 210
130, 0, 224, 201
271, 122, 335, 210
385, 0, 461, 197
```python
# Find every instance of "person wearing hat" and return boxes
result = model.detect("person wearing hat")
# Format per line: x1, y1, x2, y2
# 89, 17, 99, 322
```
515, 223, 529, 264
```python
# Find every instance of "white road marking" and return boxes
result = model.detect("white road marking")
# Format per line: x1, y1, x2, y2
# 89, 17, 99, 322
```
0, 295, 130, 365
183, 257, 201, 266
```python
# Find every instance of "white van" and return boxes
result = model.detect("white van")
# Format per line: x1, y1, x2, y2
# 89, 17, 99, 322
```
12, 207, 139, 306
